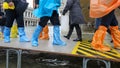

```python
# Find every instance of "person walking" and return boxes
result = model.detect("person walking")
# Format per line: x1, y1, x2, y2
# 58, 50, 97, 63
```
90, 0, 120, 52
3, 0, 30, 43
62, 0, 85, 41
32, 0, 66, 46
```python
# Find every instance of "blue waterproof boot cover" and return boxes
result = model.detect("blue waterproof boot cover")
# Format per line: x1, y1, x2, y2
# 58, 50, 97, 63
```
18, 27, 30, 42
32, 25, 43, 46
4, 27, 10, 43
53, 25, 66, 46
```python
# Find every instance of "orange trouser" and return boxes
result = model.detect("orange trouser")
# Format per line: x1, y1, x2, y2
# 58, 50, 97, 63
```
39, 25, 49, 40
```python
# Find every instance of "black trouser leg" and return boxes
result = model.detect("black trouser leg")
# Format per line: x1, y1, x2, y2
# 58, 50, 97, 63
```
66, 24, 74, 39
74, 24, 82, 41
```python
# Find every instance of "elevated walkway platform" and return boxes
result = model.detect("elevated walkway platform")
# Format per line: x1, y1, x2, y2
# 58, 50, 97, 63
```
0, 26, 76, 54
0, 26, 120, 68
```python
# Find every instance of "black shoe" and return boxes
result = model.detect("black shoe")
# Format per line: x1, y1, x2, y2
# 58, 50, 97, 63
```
64, 35, 69, 39
73, 38, 82, 42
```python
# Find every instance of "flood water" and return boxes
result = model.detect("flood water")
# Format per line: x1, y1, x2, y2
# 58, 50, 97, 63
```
0, 50, 120, 68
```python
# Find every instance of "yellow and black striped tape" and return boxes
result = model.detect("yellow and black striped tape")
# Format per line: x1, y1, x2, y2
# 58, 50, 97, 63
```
72, 41, 120, 61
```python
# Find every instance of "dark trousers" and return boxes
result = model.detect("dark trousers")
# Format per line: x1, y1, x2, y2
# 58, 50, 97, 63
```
39, 10, 60, 27
101, 10, 118, 27
67, 24, 82, 39
0, 17, 6, 26
5, 10, 24, 28
95, 18, 111, 34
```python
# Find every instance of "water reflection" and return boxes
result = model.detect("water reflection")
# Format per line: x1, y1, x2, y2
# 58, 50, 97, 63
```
35, 58, 69, 66
0, 50, 120, 68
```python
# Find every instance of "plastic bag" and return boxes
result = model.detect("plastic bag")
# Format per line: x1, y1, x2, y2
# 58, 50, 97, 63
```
2, 2, 15, 10
60, 15, 69, 32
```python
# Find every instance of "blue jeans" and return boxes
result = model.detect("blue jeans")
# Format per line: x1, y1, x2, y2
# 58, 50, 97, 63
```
95, 18, 101, 29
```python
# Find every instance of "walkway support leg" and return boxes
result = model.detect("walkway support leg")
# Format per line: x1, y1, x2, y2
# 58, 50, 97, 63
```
6, 49, 22, 68
83, 58, 111, 68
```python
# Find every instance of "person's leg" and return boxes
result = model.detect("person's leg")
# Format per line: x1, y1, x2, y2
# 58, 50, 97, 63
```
39, 31, 43, 39
1, 26, 4, 34
16, 13, 30, 42
109, 13, 120, 49
73, 24, 82, 41
39, 25, 49, 40
64, 24, 74, 39
32, 16, 49, 46
95, 18, 113, 42
95, 18, 102, 30
50, 10, 66, 45
91, 11, 115, 52
0, 26, 3, 39
4, 10, 15, 43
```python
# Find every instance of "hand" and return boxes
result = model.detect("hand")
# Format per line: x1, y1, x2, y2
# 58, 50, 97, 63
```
8, 2, 14, 7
